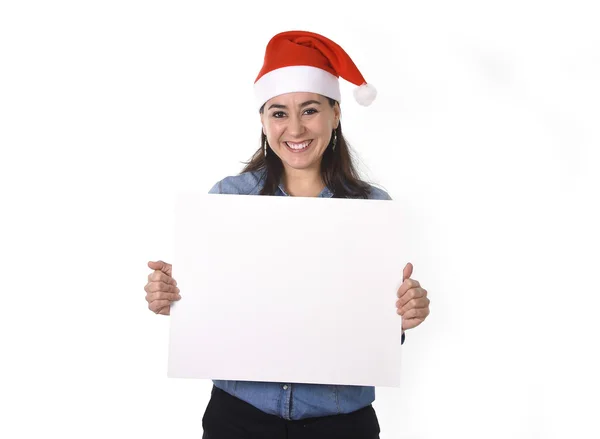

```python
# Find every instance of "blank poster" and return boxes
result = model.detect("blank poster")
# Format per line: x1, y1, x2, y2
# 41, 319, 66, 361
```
168, 192, 407, 387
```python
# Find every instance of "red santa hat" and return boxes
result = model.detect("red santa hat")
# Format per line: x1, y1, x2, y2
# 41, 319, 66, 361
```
254, 30, 377, 109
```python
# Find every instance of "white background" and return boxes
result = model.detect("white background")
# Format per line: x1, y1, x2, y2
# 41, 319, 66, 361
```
1, 1, 598, 438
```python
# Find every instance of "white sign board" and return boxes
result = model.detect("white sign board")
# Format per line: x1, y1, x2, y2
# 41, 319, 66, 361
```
168, 192, 407, 387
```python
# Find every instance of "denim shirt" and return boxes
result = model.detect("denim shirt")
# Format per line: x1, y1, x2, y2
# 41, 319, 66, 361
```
208, 170, 405, 420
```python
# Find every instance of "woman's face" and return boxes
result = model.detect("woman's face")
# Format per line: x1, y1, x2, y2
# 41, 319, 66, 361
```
260, 92, 340, 174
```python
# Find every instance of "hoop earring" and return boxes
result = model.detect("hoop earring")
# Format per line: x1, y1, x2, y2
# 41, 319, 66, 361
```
263, 137, 268, 157
332, 130, 337, 152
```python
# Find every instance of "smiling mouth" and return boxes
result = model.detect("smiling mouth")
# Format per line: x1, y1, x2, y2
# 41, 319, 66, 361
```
285, 140, 312, 152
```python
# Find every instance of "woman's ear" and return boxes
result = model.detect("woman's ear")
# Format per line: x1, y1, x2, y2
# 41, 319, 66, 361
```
334, 103, 341, 129
260, 113, 266, 135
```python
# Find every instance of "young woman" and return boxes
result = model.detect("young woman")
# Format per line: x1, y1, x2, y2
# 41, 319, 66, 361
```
144, 30, 431, 439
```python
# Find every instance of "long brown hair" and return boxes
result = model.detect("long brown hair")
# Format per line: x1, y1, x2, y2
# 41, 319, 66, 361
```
241, 98, 372, 198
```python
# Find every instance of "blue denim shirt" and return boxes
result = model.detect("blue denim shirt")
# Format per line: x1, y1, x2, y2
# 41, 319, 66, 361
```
207, 170, 404, 420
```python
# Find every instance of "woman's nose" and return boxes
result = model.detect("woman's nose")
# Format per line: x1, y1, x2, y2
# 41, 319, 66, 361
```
287, 115, 305, 136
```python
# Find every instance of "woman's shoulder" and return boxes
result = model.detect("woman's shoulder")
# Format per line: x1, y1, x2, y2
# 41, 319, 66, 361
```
364, 183, 393, 200
208, 170, 266, 195
208, 171, 391, 199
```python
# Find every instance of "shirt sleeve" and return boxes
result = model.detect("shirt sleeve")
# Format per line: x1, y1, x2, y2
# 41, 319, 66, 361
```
208, 180, 221, 194
368, 185, 393, 200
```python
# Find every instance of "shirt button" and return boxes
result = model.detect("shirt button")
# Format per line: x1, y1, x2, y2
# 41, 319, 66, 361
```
283, 385, 288, 390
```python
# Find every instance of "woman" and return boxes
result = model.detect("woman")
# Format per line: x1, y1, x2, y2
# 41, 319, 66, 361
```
144, 30, 431, 439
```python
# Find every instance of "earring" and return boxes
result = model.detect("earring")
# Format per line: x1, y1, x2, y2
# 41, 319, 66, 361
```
332, 130, 337, 152
263, 137, 268, 157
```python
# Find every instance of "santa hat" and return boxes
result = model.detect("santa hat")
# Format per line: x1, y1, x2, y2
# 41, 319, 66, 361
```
254, 30, 377, 109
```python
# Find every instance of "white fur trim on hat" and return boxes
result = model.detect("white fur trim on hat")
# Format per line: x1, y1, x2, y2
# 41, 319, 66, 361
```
254, 65, 341, 109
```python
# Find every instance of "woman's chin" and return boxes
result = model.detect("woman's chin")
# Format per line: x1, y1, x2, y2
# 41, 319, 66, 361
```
282, 157, 321, 171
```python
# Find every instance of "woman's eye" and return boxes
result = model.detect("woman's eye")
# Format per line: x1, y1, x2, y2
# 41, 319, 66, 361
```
271, 109, 317, 118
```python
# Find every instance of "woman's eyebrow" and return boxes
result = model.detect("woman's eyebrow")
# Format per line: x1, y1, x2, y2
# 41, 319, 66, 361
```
300, 100, 321, 107
267, 100, 322, 110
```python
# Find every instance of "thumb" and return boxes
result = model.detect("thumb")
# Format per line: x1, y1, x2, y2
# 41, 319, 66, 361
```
148, 260, 172, 276
402, 262, 413, 282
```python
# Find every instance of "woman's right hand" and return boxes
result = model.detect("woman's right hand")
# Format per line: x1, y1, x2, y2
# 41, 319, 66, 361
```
145, 260, 181, 315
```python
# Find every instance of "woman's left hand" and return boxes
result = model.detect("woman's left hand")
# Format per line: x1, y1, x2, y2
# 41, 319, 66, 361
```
396, 262, 430, 331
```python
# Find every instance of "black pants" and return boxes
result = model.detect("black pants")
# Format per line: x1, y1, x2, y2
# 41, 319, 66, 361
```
202, 385, 381, 439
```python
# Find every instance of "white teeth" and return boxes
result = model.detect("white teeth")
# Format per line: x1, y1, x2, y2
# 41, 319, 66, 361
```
286, 140, 311, 150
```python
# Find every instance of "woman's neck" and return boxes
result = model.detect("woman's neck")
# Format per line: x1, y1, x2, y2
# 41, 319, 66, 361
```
282, 168, 325, 197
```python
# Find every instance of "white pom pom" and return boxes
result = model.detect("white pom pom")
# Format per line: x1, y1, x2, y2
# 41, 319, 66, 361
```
353, 83, 377, 106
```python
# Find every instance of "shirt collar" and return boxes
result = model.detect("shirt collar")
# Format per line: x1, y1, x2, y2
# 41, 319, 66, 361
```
277, 182, 334, 198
